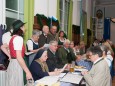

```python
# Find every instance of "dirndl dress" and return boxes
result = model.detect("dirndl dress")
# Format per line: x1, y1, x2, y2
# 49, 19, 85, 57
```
6, 35, 25, 86
6, 59, 24, 86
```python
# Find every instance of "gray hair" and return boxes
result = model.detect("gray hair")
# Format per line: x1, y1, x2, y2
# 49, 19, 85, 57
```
32, 29, 40, 36
100, 45, 108, 55
63, 39, 70, 45
49, 40, 58, 45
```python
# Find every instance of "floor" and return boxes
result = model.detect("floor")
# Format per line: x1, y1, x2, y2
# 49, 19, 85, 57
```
112, 76, 115, 86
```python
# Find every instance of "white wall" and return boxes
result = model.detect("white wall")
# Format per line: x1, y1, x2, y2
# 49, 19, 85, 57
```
0, 0, 5, 24
72, 0, 81, 26
34, 0, 57, 18
105, 5, 115, 18
48, 0, 57, 17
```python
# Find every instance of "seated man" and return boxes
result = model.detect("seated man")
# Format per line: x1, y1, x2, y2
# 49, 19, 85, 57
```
75, 54, 93, 71
46, 40, 61, 72
57, 39, 75, 67
81, 46, 111, 86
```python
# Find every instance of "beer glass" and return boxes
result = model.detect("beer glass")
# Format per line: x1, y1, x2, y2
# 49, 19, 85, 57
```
69, 61, 75, 73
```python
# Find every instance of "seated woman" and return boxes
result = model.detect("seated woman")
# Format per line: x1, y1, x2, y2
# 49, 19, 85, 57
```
30, 49, 61, 81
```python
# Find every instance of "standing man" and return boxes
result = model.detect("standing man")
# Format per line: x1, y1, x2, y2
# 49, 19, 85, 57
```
81, 46, 111, 86
38, 25, 52, 48
49, 25, 58, 41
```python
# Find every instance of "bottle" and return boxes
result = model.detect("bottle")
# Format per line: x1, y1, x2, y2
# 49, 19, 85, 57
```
26, 79, 34, 86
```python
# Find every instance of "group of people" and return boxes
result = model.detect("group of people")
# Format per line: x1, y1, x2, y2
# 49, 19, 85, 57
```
0, 19, 115, 86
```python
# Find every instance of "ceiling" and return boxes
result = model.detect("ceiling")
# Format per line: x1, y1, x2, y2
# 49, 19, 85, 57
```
95, 0, 115, 5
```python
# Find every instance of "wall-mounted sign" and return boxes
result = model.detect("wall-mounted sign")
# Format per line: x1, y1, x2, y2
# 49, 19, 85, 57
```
96, 9, 103, 19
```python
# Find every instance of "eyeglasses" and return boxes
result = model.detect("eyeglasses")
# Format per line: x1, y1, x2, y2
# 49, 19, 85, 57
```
87, 54, 94, 58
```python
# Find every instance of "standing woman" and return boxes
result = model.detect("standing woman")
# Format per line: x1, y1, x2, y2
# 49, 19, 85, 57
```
58, 31, 66, 46
6, 20, 33, 86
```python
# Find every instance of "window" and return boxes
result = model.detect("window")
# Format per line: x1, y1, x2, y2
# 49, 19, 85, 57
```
6, 0, 24, 31
59, 0, 70, 35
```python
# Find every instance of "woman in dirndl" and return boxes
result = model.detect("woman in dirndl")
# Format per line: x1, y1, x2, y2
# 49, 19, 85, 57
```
6, 20, 33, 86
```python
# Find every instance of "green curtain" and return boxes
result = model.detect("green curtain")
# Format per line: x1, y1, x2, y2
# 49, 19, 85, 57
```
68, 0, 73, 40
81, 11, 87, 45
56, 0, 60, 22
23, 0, 34, 85
24, 0, 34, 44
84, 13, 87, 45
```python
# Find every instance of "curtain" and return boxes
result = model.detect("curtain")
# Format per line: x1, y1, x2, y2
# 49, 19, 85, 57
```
23, 0, 34, 84
104, 18, 110, 40
80, 11, 87, 45
84, 13, 87, 45
24, 0, 34, 44
68, 0, 73, 40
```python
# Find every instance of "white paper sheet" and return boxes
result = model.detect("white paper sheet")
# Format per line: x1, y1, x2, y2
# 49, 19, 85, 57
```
74, 68, 88, 72
60, 64, 67, 72
60, 73, 83, 84
35, 76, 59, 86
43, 44, 49, 48
25, 52, 34, 55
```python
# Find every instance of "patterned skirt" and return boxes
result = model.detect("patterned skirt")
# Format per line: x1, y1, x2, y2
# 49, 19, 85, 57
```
6, 59, 24, 86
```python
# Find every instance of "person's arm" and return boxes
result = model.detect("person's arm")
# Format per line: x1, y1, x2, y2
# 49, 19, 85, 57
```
14, 36, 32, 80
48, 71, 60, 76
1, 43, 11, 59
16, 50, 32, 80
29, 47, 44, 53
27, 40, 44, 53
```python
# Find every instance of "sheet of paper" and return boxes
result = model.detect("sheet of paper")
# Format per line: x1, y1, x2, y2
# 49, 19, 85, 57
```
25, 52, 34, 55
60, 73, 83, 84
60, 64, 67, 72
35, 76, 59, 86
43, 44, 49, 47
58, 73, 66, 78
74, 68, 88, 72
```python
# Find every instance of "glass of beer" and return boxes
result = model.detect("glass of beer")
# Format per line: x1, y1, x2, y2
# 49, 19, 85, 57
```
69, 61, 75, 73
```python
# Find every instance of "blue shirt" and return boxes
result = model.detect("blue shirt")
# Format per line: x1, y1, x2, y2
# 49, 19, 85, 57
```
75, 59, 93, 70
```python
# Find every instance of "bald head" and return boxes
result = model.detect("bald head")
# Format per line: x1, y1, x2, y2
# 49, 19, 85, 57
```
42, 25, 49, 35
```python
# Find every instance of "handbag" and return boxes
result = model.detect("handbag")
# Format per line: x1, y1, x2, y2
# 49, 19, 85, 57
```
26, 79, 34, 86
